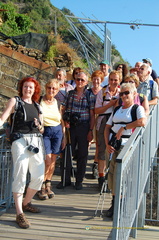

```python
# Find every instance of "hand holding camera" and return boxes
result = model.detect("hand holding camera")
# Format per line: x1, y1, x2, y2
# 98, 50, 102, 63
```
108, 134, 121, 151
62, 112, 81, 126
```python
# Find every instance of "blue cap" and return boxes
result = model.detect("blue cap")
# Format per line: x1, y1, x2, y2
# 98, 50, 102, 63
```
142, 58, 152, 66
99, 60, 110, 65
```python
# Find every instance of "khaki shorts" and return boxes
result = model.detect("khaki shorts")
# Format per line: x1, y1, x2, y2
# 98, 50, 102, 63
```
108, 147, 123, 195
97, 114, 111, 160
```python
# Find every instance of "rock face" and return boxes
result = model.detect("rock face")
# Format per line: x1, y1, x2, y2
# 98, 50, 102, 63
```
0, 45, 56, 114
0, 41, 74, 115
0, 40, 73, 72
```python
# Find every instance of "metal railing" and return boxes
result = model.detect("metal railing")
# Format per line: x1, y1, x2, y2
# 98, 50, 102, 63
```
0, 134, 13, 214
145, 157, 159, 223
112, 104, 159, 239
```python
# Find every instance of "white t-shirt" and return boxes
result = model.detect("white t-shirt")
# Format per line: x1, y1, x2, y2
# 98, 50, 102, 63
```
107, 105, 145, 145
101, 75, 109, 87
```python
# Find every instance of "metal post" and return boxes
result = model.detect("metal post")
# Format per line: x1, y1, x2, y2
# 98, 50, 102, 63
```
104, 23, 107, 61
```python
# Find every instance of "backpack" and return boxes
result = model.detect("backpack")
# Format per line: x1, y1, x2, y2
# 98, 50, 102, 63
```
112, 104, 139, 125
102, 85, 108, 102
5, 96, 42, 141
149, 80, 154, 100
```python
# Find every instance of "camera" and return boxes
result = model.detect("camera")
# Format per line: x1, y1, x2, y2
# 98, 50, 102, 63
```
70, 112, 81, 125
63, 112, 71, 122
108, 134, 121, 151
63, 112, 81, 126
27, 145, 39, 154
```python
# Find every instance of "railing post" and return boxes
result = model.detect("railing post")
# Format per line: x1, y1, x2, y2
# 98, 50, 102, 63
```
138, 193, 146, 227
112, 159, 122, 240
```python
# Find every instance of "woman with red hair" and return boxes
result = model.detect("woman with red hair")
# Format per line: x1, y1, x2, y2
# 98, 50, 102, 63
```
90, 70, 104, 178
0, 77, 45, 229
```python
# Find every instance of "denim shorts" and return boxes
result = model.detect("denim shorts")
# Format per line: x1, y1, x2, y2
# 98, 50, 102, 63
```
43, 125, 63, 155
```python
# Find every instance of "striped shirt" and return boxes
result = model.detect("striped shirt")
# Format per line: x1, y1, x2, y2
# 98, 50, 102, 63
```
62, 88, 95, 121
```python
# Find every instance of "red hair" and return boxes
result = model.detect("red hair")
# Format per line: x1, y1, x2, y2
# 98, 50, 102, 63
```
18, 77, 41, 102
91, 70, 104, 82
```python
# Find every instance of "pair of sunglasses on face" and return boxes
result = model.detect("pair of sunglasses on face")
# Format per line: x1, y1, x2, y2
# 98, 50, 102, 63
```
76, 78, 86, 82
119, 90, 131, 97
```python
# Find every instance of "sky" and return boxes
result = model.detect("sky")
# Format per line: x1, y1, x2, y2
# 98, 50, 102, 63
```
51, 0, 159, 75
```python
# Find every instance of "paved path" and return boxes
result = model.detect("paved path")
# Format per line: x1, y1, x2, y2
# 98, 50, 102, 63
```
0, 144, 159, 239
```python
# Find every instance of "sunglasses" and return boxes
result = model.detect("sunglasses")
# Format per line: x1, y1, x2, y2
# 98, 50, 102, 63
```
119, 90, 131, 97
76, 78, 85, 82
47, 86, 58, 91
125, 80, 135, 84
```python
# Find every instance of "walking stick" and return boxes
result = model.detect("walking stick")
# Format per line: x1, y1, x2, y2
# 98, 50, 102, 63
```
94, 153, 112, 217
63, 128, 75, 188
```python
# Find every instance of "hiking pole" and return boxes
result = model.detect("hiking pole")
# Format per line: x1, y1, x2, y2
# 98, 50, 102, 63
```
94, 153, 112, 217
62, 128, 75, 188
67, 128, 75, 186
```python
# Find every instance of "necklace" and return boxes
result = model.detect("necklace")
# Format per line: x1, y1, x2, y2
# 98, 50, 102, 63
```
44, 96, 54, 104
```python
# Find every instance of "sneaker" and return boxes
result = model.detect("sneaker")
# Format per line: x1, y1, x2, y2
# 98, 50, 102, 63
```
16, 213, 30, 229
56, 181, 71, 189
92, 163, 98, 179
106, 205, 114, 218
75, 182, 83, 190
106, 196, 114, 218
22, 202, 41, 213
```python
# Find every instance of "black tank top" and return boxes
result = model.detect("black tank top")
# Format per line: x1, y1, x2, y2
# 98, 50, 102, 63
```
13, 100, 40, 134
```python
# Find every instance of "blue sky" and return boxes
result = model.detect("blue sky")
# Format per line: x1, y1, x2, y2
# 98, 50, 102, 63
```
51, 0, 159, 75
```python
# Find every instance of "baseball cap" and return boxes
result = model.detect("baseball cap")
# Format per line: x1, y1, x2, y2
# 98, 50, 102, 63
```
142, 58, 152, 66
99, 60, 110, 65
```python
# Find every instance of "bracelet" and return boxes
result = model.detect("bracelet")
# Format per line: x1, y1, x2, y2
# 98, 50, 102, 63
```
123, 126, 127, 130
89, 129, 93, 131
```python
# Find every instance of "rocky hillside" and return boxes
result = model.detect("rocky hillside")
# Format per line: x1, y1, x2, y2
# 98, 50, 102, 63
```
0, 0, 128, 72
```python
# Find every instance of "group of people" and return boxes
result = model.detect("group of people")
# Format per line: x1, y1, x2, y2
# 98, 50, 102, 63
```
0, 58, 158, 229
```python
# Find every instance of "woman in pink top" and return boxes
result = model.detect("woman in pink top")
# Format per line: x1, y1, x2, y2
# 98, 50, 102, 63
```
124, 74, 149, 116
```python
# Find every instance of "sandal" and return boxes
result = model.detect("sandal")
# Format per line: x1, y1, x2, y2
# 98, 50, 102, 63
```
22, 202, 41, 213
45, 180, 55, 199
16, 213, 30, 229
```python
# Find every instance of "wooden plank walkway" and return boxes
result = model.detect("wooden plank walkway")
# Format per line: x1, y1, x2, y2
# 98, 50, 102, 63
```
0, 144, 159, 239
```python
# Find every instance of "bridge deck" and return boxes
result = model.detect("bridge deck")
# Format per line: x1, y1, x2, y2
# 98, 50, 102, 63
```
0, 144, 158, 239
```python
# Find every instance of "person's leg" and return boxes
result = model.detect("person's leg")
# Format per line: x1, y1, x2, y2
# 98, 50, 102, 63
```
97, 116, 110, 190
45, 153, 56, 180
13, 193, 23, 215
11, 137, 40, 228
45, 154, 57, 198
11, 138, 29, 213
75, 123, 89, 189
92, 137, 99, 179
25, 136, 45, 207
22, 188, 38, 206
106, 150, 119, 218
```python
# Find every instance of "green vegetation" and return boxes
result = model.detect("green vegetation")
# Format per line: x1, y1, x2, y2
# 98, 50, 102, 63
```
0, 2, 31, 35
0, 0, 129, 69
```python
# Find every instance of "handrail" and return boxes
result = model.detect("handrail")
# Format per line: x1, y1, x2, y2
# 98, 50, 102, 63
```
112, 104, 159, 239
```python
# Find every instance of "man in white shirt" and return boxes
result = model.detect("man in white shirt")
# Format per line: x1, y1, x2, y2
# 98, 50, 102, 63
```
99, 60, 110, 87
